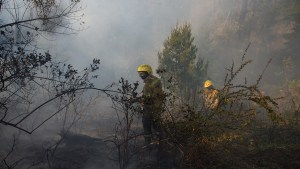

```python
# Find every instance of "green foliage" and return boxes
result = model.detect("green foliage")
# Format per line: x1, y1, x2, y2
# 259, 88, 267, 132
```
158, 43, 288, 168
157, 23, 208, 105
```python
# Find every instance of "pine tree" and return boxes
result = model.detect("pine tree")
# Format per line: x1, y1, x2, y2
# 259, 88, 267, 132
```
157, 23, 208, 105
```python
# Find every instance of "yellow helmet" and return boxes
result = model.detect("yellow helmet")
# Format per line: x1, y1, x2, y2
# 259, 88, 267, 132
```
137, 64, 152, 74
204, 80, 213, 88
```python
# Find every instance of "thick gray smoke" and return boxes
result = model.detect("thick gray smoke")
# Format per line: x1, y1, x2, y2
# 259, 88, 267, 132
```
36, 0, 295, 141
40, 0, 293, 90
41, 0, 207, 86
2, 0, 299, 168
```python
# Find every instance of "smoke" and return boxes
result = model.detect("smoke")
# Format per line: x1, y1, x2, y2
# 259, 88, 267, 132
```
2, 0, 299, 168
39, 0, 294, 90
41, 0, 204, 85
36, 2, 296, 136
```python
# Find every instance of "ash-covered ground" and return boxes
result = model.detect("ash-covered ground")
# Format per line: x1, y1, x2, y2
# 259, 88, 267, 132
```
0, 110, 177, 169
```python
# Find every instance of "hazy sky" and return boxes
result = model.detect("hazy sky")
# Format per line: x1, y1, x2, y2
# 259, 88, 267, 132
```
2, 0, 291, 90
39, 0, 285, 90
41, 0, 212, 87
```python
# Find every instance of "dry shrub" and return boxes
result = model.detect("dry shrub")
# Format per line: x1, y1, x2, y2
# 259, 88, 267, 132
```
160, 44, 285, 168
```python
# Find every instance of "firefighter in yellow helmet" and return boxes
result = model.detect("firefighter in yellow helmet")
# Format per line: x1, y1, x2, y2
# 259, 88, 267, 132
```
137, 64, 164, 145
203, 80, 219, 110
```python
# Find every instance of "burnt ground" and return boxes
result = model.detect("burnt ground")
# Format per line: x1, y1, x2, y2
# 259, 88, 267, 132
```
2, 130, 300, 169
248, 146, 300, 169
41, 136, 300, 169
49, 132, 116, 169
15, 132, 177, 169
0, 132, 118, 169
182, 142, 300, 169
47, 132, 181, 169
3, 114, 300, 169
1, 113, 179, 169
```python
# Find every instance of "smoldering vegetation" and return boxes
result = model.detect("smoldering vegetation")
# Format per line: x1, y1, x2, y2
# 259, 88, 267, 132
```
1, 0, 300, 169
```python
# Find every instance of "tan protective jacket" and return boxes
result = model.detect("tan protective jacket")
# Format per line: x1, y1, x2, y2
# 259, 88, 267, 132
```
142, 75, 164, 114
203, 89, 219, 110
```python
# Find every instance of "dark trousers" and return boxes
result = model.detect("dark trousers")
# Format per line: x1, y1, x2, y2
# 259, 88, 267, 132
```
142, 109, 161, 144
